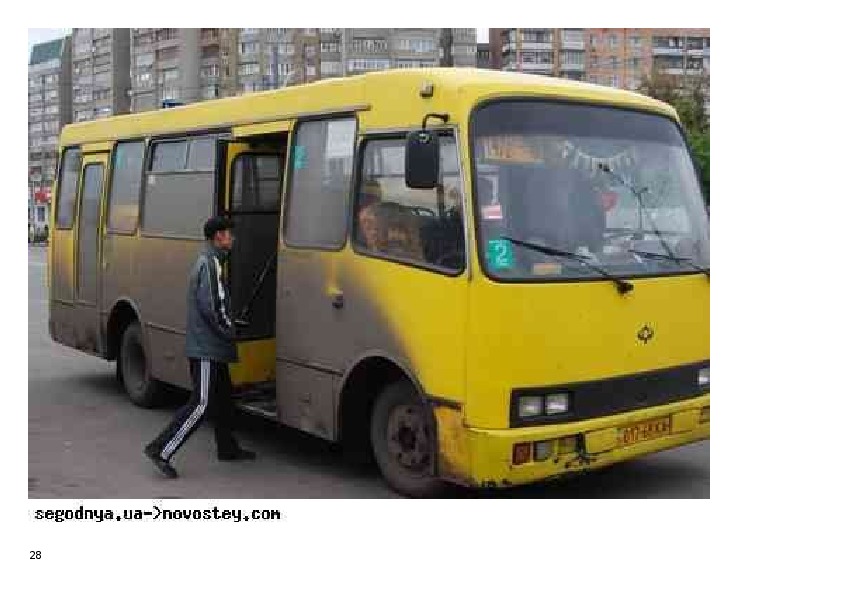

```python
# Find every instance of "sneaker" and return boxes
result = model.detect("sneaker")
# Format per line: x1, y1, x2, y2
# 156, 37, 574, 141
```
218, 448, 257, 462
144, 445, 178, 479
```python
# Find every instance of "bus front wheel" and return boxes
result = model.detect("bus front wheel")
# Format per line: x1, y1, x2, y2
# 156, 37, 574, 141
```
118, 322, 161, 408
370, 380, 443, 498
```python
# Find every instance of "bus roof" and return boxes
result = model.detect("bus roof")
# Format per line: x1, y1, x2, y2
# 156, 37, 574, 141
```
59, 68, 677, 147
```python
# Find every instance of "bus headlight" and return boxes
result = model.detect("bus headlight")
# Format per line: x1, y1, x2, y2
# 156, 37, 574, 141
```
698, 367, 710, 390
518, 396, 543, 418
545, 393, 570, 415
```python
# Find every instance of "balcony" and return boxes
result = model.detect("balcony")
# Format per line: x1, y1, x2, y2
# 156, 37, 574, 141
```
561, 62, 585, 71
652, 46, 683, 56
687, 47, 710, 57
521, 41, 553, 51
520, 62, 554, 72
561, 39, 584, 50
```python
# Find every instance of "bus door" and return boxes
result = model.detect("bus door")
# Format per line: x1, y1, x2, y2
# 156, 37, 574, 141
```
222, 130, 288, 388
72, 151, 109, 353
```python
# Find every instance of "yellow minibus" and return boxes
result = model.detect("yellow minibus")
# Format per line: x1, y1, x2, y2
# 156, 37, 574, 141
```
49, 68, 710, 496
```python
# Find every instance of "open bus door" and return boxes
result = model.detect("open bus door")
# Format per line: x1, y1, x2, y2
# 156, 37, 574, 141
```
220, 124, 290, 415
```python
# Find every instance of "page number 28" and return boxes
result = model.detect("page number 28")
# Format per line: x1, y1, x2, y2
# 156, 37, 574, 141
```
30, 551, 41, 560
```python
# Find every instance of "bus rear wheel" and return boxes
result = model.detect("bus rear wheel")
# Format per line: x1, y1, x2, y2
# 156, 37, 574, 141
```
118, 322, 161, 408
370, 380, 443, 498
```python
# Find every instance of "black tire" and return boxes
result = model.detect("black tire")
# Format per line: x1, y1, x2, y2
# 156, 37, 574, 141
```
370, 380, 443, 498
118, 321, 161, 408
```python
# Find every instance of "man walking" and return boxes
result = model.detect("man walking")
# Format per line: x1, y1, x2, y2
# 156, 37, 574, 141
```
144, 216, 256, 478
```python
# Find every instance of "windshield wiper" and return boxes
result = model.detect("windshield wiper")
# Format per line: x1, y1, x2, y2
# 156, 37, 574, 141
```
628, 249, 710, 279
597, 163, 679, 261
501, 236, 634, 295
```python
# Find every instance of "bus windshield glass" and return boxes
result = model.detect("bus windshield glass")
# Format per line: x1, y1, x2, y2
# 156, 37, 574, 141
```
471, 101, 710, 281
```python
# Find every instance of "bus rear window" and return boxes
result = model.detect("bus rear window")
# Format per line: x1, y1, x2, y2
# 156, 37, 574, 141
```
55, 148, 82, 229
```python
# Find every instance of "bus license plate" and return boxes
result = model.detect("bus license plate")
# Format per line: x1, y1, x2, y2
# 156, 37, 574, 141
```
617, 417, 671, 447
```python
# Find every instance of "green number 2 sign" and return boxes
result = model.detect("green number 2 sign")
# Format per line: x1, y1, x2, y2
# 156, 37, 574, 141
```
486, 238, 515, 270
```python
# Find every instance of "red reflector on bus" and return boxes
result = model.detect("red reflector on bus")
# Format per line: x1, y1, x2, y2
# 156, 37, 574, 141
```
513, 443, 531, 465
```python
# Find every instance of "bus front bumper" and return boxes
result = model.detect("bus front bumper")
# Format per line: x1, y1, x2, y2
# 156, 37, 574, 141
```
460, 394, 709, 489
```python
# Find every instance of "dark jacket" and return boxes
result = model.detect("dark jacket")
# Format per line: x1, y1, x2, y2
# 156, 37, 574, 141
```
185, 244, 238, 363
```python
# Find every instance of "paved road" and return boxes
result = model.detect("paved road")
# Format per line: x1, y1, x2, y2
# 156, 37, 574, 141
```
28, 246, 709, 498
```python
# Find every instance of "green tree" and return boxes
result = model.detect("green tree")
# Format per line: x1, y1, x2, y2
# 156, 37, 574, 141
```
639, 69, 710, 201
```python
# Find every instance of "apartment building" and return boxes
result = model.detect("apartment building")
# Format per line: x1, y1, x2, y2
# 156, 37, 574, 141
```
128, 29, 475, 109
28, 36, 71, 217
129, 28, 235, 112
491, 28, 709, 91
449, 28, 478, 67
233, 28, 321, 91
71, 28, 131, 122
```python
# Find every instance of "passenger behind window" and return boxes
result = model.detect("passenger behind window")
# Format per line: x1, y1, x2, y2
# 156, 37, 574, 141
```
380, 202, 424, 261
356, 179, 385, 251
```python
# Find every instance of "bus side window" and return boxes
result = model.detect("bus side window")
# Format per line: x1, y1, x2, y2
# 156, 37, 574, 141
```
107, 140, 145, 234
283, 118, 356, 249
142, 137, 217, 238
55, 148, 82, 229
353, 136, 465, 272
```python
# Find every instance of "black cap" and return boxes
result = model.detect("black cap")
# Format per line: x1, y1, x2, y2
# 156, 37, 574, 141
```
203, 215, 235, 240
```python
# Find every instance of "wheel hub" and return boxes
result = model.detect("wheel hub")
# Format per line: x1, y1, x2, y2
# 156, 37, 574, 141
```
386, 405, 430, 471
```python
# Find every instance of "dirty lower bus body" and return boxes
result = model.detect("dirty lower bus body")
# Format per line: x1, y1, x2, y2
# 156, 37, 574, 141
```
48, 69, 709, 497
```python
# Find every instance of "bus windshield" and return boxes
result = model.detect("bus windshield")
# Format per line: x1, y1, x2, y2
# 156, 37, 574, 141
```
471, 100, 710, 281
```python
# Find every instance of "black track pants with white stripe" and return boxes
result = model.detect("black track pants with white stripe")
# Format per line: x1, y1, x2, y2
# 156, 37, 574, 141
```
147, 358, 240, 461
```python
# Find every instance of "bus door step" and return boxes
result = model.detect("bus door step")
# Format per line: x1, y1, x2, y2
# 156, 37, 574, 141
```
234, 384, 278, 421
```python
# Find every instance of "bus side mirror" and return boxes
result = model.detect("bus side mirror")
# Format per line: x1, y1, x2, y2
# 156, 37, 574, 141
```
405, 130, 440, 189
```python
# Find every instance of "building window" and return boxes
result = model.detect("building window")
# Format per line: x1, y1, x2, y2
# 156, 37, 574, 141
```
629, 35, 641, 48
201, 46, 219, 60
200, 64, 219, 79
395, 59, 437, 68
156, 46, 178, 62
320, 42, 340, 53
563, 29, 584, 44
158, 68, 178, 84
134, 72, 153, 88
608, 34, 617, 49
162, 87, 180, 101
238, 62, 260, 76
589, 34, 599, 48
609, 75, 620, 88
351, 37, 389, 53
135, 53, 154, 68
156, 29, 178, 42
320, 61, 342, 75
240, 41, 259, 55
347, 58, 390, 72
561, 50, 584, 66
396, 38, 436, 53
240, 81, 261, 93
284, 118, 357, 249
